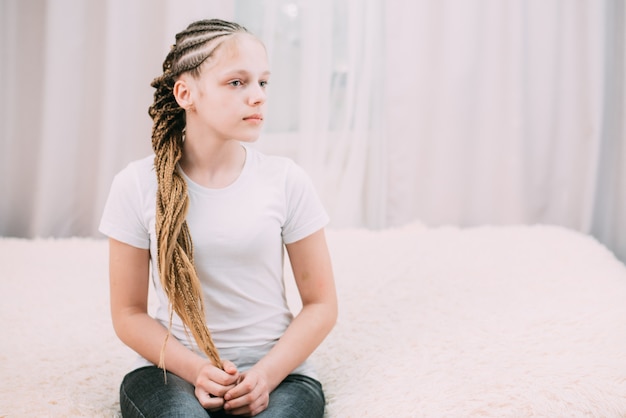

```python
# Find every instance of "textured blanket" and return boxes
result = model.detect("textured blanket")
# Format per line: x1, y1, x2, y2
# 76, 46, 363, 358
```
2, 223, 626, 417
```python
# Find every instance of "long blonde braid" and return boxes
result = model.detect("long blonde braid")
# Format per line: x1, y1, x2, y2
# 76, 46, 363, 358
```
147, 19, 248, 371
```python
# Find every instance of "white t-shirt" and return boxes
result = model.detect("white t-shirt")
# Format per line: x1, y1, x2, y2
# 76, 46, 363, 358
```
99, 144, 329, 377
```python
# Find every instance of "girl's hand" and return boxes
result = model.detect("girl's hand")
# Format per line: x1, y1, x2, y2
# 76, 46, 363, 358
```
194, 360, 240, 411
223, 369, 270, 416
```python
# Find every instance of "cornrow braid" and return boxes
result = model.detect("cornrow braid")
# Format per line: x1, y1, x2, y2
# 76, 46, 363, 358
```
148, 19, 248, 372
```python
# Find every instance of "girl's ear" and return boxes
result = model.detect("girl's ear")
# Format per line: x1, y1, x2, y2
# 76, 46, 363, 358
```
173, 77, 194, 111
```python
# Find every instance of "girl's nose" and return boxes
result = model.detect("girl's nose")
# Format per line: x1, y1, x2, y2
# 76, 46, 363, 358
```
248, 83, 266, 106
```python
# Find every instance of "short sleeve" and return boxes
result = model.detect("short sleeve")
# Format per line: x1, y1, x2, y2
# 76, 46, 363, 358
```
99, 162, 151, 249
281, 162, 329, 244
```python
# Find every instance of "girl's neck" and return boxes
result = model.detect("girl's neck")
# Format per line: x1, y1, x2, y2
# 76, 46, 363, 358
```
179, 134, 246, 189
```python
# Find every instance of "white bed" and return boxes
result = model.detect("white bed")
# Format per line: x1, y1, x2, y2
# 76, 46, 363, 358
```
2, 223, 626, 417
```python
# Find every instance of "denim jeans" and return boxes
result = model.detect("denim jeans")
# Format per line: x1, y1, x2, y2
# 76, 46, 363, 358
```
119, 366, 326, 418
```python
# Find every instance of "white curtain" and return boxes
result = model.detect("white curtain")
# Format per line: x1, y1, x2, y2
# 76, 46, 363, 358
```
387, 0, 604, 229
591, 0, 626, 266
1, 0, 625, 262
384, 0, 625, 261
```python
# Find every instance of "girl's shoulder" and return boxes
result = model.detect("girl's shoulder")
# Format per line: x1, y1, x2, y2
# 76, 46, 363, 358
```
245, 147, 317, 200
246, 145, 302, 177
113, 155, 157, 186
122, 154, 156, 173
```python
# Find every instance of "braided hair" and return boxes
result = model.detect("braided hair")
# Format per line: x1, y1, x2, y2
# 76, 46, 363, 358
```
148, 19, 248, 371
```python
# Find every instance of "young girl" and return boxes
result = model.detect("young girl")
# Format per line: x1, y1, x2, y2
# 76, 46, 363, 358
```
99, 19, 337, 417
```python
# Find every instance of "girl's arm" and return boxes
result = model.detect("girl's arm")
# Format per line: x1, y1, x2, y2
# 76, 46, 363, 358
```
108, 238, 239, 409
223, 228, 338, 415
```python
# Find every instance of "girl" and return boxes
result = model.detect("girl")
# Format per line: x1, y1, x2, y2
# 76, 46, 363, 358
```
99, 19, 337, 417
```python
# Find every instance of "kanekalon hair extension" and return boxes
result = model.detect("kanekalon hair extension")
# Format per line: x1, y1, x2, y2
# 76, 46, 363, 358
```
147, 19, 248, 372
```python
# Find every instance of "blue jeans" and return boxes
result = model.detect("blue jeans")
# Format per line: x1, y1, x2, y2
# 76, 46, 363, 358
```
119, 366, 325, 418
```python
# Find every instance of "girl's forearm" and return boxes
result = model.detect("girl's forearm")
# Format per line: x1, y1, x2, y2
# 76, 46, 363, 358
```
112, 309, 206, 384
250, 300, 337, 392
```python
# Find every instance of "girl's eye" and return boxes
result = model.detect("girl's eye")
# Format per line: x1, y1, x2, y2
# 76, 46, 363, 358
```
260, 80, 269, 88
229, 80, 243, 87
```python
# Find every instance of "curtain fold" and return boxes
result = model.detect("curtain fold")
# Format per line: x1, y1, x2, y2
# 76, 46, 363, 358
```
591, 0, 626, 262
0, 0, 47, 236
300, 0, 386, 228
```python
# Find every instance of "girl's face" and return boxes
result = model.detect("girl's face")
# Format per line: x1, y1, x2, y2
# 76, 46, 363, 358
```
183, 33, 270, 143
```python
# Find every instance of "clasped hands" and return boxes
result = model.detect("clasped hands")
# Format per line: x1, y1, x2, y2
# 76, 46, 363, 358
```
194, 360, 270, 416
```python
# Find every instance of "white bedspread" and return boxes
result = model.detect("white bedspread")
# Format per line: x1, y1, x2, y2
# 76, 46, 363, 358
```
2, 223, 626, 417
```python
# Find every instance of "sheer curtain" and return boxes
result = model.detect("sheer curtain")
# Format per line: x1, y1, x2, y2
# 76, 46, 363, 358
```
591, 0, 626, 265
386, 0, 603, 228
384, 0, 625, 261
1, 0, 625, 262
